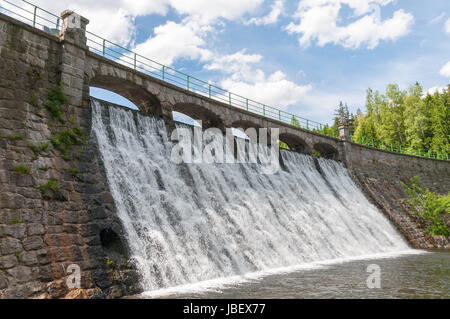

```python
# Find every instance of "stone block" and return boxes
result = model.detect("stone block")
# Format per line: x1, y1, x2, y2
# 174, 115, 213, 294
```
0, 237, 22, 255
0, 254, 18, 269
27, 223, 45, 236
23, 236, 44, 251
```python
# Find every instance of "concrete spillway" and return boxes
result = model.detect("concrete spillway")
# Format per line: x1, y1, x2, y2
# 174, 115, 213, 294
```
91, 98, 409, 292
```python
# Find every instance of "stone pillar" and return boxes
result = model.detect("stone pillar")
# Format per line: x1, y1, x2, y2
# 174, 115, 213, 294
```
338, 125, 351, 167
339, 125, 349, 141
59, 10, 89, 107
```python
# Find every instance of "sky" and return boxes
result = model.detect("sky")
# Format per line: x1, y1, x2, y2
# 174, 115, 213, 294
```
5, 0, 450, 125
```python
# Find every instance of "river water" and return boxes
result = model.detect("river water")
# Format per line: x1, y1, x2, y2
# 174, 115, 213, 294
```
138, 251, 449, 299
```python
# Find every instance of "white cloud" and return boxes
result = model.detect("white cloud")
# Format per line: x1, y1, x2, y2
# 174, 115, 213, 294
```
440, 61, 450, 77
221, 70, 312, 110
131, 18, 213, 66
168, 0, 263, 23
425, 86, 447, 96
429, 12, 446, 24
445, 18, 450, 34
246, 0, 284, 25
285, 0, 414, 49
7, 0, 265, 46
204, 50, 262, 73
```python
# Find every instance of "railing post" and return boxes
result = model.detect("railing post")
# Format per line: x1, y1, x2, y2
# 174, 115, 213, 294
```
162, 65, 165, 80
208, 84, 211, 98
306, 120, 309, 130
102, 39, 105, 57
246, 99, 248, 111
187, 75, 190, 90
32, 6, 37, 27
279, 110, 281, 121
229, 92, 231, 105
133, 53, 136, 70
263, 104, 265, 117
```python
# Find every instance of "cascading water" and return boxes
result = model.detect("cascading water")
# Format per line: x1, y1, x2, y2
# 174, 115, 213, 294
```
90, 98, 409, 292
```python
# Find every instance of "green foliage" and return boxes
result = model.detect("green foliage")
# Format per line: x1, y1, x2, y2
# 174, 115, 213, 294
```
28, 142, 49, 160
9, 217, 22, 225
402, 176, 450, 236
290, 115, 300, 127
50, 127, 85, 161
106, 258, 115, 270
354, 84, 449, 158
5, 134, 24, 141
13, 165, 31, 175
279, 141, 290, 150
44, 83, 68, 123
30, 93, 39, 107
39, 179, 60, 194
314, 149, 322, 157
70, 168, 80, 176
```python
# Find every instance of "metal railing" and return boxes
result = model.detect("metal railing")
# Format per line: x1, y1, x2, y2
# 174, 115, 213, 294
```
0, 0, 60, 35
0, 0, 448, 161
350, 134, 449, 161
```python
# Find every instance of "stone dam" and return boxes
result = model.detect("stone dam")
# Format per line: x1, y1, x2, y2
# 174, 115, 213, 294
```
0, 11, 449, 298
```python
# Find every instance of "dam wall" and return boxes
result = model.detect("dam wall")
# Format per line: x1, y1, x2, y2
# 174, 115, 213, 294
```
0, 11, 448, 299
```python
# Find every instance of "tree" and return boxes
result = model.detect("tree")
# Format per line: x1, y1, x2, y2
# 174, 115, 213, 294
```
291, 115, 300, 127
352, 82, 449, 157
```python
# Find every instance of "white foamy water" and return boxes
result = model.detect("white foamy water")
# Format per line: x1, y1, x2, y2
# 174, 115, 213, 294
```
90, 99, 411, 292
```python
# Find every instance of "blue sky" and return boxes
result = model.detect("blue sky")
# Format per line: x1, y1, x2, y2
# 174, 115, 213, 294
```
10, 0, 450, 125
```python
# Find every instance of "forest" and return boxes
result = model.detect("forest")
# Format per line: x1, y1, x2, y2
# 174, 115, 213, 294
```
330, 83, 449, 159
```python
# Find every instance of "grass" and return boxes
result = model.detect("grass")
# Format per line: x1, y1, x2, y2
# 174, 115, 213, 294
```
9, 217, 22, 225
28, 142, 49, 160
39, 179, 60, 194
13, 165, 31, 175
44, 83, 68, 123
30, 93, 39, 107
106, 258, 115, 270
70, 168, 80, 176
51, 127, 85, 161
6, 134, 24, 141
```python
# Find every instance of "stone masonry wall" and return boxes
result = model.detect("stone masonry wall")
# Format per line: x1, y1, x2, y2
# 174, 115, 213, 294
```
345, 142, 450, 249
0, 14, 140, 298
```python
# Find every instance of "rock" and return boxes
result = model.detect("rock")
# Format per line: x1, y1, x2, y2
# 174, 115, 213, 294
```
23, 236, 44, 251
27, 223, 45, 236
0, 237, 22, 255
19, 250, 38, 266
3, 223, 26, 239
64, 288, 87, 299
0, 254, 18, 269
7, 266, 33, 284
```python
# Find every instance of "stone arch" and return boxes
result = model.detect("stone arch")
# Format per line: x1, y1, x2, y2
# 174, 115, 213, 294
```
89, 75, 162, 116
314, 142, 339, 160
279, 133, 310, 154
173, 103, 225, 131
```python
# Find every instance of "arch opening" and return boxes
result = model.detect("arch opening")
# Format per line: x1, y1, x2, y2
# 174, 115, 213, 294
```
279, 133, 309, 154
173, 103, 225, 131
314, 142, 339, 160
90, 87, 139, 110
89, 75, 162, 116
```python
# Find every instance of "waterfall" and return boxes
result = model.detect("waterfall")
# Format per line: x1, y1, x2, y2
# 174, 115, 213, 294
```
90, 98, 409, 292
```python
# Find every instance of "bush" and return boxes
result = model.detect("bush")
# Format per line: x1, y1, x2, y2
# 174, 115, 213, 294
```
13, 165, 31, 175
44, 83, 68, 123
50, 128, 85, 161
402, 176, 450, 236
